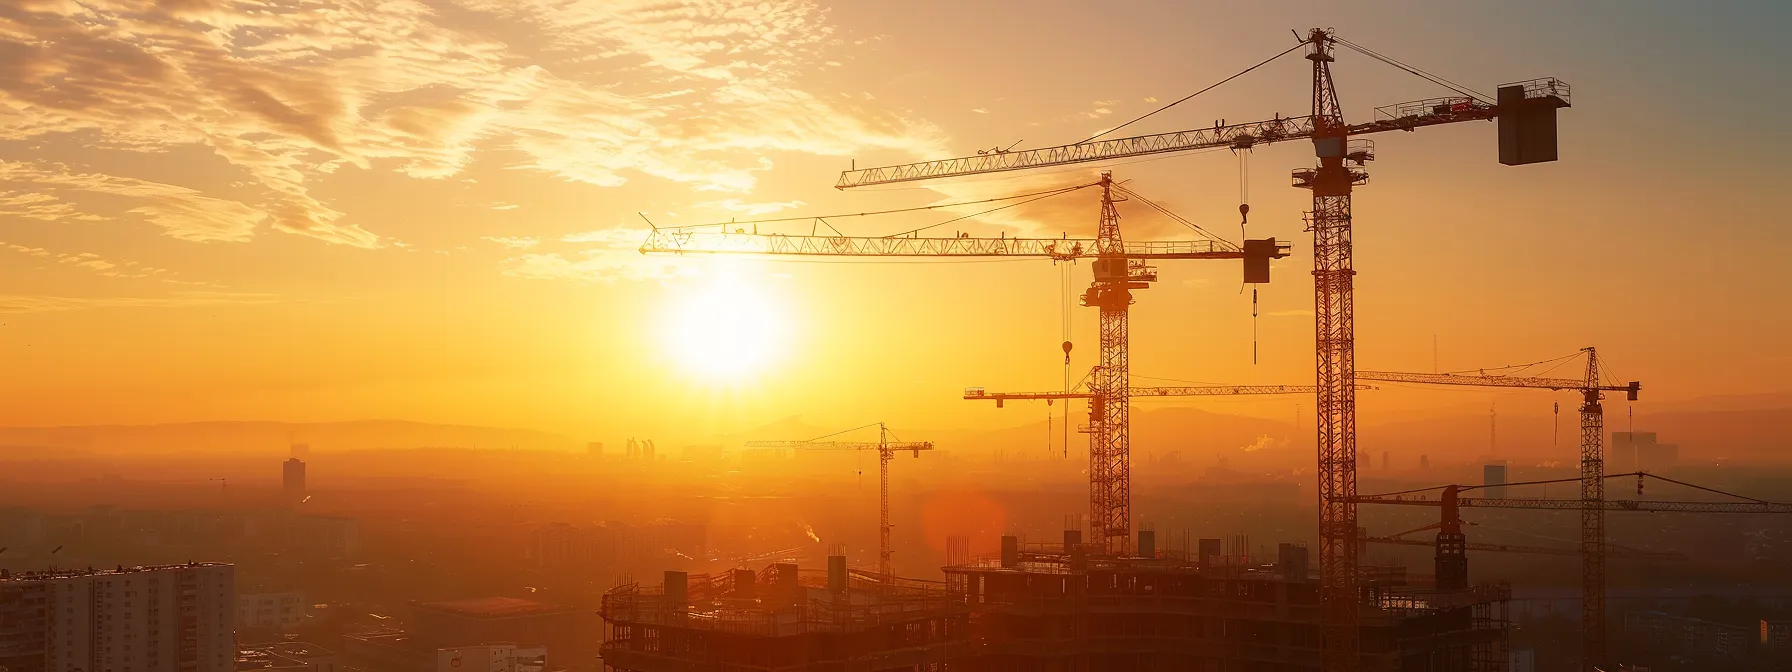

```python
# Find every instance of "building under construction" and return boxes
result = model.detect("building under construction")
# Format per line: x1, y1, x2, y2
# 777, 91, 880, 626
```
599, 534, 1509, 672
598, 557, 970, 672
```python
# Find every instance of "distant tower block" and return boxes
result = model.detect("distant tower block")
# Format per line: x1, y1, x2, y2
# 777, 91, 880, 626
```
1382, 451, 1390, 470
1484, 463, 1509, 499
1420, 454, 1431, 469
282, 458, 307, 503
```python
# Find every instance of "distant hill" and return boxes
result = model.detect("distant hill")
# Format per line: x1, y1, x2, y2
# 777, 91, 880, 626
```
0, 420, 578, 456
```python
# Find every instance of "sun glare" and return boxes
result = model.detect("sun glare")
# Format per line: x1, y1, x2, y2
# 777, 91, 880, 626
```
663, 277, 787, 380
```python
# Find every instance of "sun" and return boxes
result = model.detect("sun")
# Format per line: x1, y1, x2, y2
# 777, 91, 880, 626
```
662, 276, 787, 380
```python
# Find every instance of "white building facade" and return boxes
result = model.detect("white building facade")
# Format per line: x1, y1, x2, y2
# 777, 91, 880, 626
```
1, 563, 236, 672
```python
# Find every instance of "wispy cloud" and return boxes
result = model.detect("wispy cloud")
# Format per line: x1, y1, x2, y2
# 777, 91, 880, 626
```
0, 162, 262, 242
481, 236, 540, 250
0, 292, 277, 313
0, 240, 212, 285
0, 0, 946, 249
693, 199, 808, 216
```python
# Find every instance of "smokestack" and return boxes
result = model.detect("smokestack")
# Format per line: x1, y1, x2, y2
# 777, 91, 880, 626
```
827, 554, 848, 593
1000, 535, 1018, 568
1137, 530, 1156, 559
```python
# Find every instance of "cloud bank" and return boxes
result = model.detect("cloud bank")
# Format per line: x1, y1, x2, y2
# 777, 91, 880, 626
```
0, 0, 944, 247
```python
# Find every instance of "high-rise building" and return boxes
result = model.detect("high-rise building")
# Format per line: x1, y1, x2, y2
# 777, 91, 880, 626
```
282, 459, 307, 502
0, 563, 236, 672
1613, 431, 1679, 470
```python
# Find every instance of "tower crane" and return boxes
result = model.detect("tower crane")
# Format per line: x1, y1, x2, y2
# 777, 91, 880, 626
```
1358, 476, 1792, 667
1356, 347, 1637, 669
646, 174, 1291, 557
1365, 483, 1685, 595
743, 423, 933, 580
825, 29, 1571, 671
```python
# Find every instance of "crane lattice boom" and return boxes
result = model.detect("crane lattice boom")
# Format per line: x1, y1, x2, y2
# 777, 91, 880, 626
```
640, 230, 1255, 260
1356, 495, 1792, 514
1358, 370, 1638, 395
964, 384, 1372, 402
1364, 536, 1685, 561
832, 80, 1567, 189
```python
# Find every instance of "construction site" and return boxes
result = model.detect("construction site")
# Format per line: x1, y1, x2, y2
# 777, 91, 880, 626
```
598, 28, 1792, 672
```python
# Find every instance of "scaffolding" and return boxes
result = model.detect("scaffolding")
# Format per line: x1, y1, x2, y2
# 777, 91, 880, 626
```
599, 563, 970, 672
941, 534, 1510, 672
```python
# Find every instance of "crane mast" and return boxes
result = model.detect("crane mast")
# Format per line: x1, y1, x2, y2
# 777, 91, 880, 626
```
1295, 30, 1365, 672
1580, 349, 1607, 667
1084, 173, 1148, 555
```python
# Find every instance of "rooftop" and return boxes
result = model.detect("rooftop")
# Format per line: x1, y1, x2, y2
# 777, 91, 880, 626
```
1, 562, 231, 582
414, 597, 576, 619
236, 643, 333, 672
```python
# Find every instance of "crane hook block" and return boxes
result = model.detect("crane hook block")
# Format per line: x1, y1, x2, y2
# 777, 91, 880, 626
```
1062, 341, 1074, 355
1242, 237, 1286, 285
1238, 203, 1250, 224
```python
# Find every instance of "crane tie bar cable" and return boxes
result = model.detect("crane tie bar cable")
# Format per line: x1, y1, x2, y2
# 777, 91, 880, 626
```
1079, 41, 1309, 145
658, 182, 1102, 231
883, 182, 1099, 238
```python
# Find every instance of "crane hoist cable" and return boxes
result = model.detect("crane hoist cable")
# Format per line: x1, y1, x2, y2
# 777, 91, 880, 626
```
1237, 149, 1257, 364
1060, 262, 1073, 458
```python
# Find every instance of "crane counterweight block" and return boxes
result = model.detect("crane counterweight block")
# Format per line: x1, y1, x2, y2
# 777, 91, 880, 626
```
1497, 78, 1572, 166
1243, 237, 1289, 284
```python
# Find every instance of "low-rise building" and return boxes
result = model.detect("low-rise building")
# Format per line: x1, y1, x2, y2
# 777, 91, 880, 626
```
238, 592, 307, 630
236, 642, 336, 672
1625, 610, 1751, 660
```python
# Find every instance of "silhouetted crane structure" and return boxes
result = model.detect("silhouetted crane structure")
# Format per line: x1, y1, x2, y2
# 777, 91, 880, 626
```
819, 29, 1571, 671
744, 423, 932, 580
1356, 347, 1638, 669
964, 382, 1358, 405
642, 26, 1576, 670
1359, 475, 1792, 669
648, 174, 1288, 557
1365, 483, 1686, 593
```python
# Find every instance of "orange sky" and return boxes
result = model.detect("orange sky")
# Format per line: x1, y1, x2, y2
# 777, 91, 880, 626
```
1, 1, 1788, 445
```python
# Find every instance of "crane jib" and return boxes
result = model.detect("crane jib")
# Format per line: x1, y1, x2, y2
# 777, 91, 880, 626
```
836, 79, 1566, 189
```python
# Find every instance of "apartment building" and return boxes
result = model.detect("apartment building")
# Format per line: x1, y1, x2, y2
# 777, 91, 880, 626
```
0, 563, 235, 672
